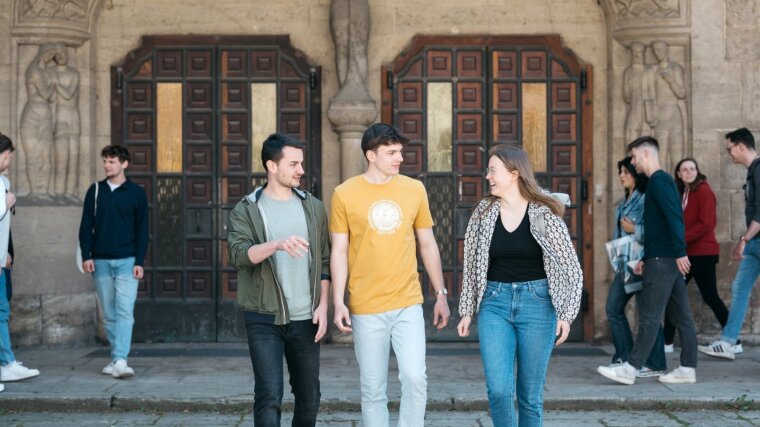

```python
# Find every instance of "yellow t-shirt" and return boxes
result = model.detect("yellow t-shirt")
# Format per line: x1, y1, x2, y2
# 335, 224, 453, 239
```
330, 174, 434, 315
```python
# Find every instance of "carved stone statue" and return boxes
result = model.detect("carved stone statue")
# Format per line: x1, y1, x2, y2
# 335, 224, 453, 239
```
622, 42, 653, 142
327, 0, 378, 181
50, 43, 80, 201
646, 40, 687, 171
20, 43, 57, 201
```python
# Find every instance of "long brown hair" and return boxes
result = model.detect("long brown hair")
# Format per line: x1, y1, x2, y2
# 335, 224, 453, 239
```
674, 157, 706, 194
485, 144, 565, 216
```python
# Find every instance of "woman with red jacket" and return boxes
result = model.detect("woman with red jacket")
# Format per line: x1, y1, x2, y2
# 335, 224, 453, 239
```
664, 158, 737, 352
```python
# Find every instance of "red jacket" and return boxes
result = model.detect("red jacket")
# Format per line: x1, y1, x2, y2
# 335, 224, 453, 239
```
682, 181, 719, 256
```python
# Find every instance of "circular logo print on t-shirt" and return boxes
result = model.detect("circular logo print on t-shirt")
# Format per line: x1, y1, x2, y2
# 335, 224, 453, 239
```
368, 200, 403, 234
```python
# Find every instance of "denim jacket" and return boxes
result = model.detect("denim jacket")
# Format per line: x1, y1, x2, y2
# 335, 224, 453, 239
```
614, 190, 645, 242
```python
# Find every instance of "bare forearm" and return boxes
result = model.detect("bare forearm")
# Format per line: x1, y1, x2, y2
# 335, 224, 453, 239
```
330, 252, 348, 306
247, 240, 279, 264
419, 243, 445, 291
318, 279, 330, 307
744, 221, 760, 241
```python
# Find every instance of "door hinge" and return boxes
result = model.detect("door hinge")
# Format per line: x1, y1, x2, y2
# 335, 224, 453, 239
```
116, 68, 123, 91
580, 69, 587, 90
386, 70, 394, 89
309, 68, 318, 90
581, 178, 588, 201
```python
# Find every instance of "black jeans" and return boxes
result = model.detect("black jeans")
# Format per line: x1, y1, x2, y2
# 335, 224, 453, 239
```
605, 272, 667, 370
628, 258, 698, 369
664, 255, 728, 344
245, 317, 321, 427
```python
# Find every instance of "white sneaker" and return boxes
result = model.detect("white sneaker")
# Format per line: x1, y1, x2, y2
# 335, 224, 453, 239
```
111, 359, 134, 379
733, 342, 743, 354
102, 361, 115, 375
698, 340, 735, 360
0, 361, 40, 382
597, 361, 638, 385
664, 343, 674, 353
637, 367, 666, 378
658, 366, 696, 384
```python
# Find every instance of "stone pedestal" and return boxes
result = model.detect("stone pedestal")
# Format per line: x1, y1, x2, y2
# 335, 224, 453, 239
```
328, 98, 376, 181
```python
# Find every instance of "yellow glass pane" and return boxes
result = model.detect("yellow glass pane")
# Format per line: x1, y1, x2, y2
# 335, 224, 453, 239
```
156, 83, 183, 173
251, 83, 278, 172
521, 83, 547, 173
426, 82, 453, 172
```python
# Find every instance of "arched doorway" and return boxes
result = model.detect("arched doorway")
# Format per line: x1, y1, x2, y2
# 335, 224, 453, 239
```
111, 35, 322, 341
382, 35, 594, 341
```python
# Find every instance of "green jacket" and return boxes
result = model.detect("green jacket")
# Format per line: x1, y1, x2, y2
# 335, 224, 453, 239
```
227, 185, 330, 325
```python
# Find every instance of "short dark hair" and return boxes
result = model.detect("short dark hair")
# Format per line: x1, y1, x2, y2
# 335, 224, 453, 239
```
617, 156, 648, 195
725, 127, 755, 150
261, 133, 305, 173
360, 123, 409, 158
101, 145, 130, 162
626, 135, 659, 152
0, 133, 14, 155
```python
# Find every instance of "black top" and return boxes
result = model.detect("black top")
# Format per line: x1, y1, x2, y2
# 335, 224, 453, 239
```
642, 170, 686, 259
487, 210, 546, 283
745, 157, 760, 229
78, 179, 149, 266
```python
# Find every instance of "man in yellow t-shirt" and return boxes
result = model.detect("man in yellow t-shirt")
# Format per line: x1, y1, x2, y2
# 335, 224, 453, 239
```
330, 123, 450, 427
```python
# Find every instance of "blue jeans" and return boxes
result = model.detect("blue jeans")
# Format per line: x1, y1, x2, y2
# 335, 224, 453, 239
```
478, 279, 556, 427
605, 272, 667, 370
0, 271, 15, 366
722, 238, 760, 344
93, 257, 138, 361
244, 318, 320, 427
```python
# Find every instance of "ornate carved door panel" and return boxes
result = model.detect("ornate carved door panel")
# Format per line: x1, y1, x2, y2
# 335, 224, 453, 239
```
112, 36, 321, 342
382, 36, 594, 341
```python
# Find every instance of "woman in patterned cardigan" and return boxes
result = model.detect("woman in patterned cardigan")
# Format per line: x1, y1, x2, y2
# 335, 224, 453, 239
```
457, 144, 583, 427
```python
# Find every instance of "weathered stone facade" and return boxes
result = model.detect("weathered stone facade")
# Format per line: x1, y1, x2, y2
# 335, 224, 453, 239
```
0, 0, 757, 345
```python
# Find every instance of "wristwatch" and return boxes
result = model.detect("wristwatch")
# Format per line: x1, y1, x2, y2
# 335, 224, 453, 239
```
435, 288, 448, 296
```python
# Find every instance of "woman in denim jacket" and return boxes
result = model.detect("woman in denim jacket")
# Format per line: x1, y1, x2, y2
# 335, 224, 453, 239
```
605, 156, 667, 376
457, 145, 582, 427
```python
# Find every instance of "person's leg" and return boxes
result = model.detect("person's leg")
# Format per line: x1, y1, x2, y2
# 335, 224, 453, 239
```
111, 258, 138, 361
514, 280, 556, 427
351, 311, 392, 427
477, 282, 517, 427
636, 288, 667, 372
691, 256, 729, 328
721, 240, 760, 344
664, 269, 691, 346
666, 274, 698, 368
245, 318, 286, 427
389, 305, 427, 427
284, 320, 321, 427
605, 273, 634, 364
0, 273, 15, 365
92, 259, 117, 359
627, 258, 678, 369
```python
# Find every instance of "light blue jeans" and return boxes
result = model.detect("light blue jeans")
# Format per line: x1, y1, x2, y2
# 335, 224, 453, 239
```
478, 279, 556, 427
350, 304, 427, 427
721, 238, 760, 344
93, 257, 138, 361
0, 271, 15, 366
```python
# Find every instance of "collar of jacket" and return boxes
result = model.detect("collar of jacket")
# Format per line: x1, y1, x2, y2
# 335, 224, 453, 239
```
246, 183, 308, 203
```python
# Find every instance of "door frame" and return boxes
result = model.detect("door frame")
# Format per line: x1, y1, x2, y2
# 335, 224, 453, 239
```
382, 35, 594, 341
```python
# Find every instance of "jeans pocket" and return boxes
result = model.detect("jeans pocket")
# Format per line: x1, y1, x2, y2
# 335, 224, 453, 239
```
482, 286, 500, 301
530, 284, 552, 302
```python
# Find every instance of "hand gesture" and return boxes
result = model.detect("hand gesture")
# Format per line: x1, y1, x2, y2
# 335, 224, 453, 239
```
313, 303, 328, 342
555, 320, 571, 346
457, 316, 472, 337
277, 235, 309, 258
620, 217, 635, 234
5, 191, 15, 211
732, 240, 746, 262
333, 303, 352, 333
432, 296, 450, 330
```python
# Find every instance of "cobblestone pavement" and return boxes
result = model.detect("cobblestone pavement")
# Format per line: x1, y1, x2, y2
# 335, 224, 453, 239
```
2, 410, 760, 426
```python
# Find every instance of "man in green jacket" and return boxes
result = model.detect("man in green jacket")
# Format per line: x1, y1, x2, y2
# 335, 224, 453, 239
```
227, 133, 330, 426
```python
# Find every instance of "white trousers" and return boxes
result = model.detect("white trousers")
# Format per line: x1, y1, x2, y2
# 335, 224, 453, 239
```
351, 304, 427, 427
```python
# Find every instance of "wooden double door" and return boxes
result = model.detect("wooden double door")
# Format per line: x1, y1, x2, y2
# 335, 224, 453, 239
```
111, 36, 321, 341
382, 36, 594, 341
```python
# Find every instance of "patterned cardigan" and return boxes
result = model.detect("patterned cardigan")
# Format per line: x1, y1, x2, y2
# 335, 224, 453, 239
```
457, 198, 584, 323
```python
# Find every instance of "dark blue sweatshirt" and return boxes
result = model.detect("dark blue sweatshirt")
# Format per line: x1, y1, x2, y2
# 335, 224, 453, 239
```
78, 179, 149, 266
642, 170, 686, 259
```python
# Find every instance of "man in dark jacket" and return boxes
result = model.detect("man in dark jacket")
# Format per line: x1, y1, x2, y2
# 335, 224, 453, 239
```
79, 145, 148, 379
227, 134, 330, 426
598, 136, 698, 385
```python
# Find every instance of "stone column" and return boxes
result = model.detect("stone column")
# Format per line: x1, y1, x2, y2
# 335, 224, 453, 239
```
327, 0, 378, 181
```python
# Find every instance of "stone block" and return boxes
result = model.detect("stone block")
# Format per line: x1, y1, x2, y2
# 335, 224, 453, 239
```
9, 295, 41, 346
715, 190, 732, 242
726, 27, 760, 61
41, 293, 96, 346
691, 136, 720, 182
741, 62, 760, 129
730, 191, 747, 240
727, 0, 760, 27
